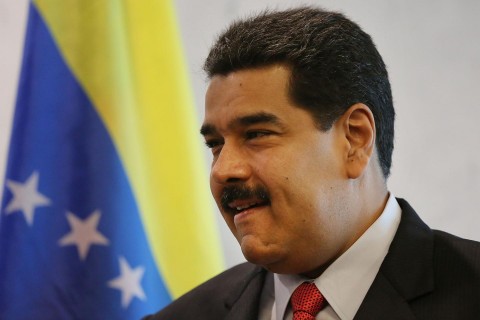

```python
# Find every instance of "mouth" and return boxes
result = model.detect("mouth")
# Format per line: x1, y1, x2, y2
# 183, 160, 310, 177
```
220, 185, 270, 215
227, 198, 269, 215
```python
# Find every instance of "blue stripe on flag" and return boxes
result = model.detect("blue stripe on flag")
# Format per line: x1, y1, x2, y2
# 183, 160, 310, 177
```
0, 4, 171, 319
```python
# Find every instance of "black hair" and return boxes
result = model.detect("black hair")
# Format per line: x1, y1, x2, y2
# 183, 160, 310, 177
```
204, 7, 395, 178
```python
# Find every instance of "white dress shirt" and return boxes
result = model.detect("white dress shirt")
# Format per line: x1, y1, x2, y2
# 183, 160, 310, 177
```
258, 194, 402, 320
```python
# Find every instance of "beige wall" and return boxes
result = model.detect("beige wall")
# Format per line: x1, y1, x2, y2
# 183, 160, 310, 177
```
1, 0, 479, 269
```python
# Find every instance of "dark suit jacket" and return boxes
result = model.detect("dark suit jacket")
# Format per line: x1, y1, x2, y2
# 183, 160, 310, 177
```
144, 199, 480, 319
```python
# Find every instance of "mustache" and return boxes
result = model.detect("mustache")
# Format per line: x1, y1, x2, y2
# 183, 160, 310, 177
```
220, 185, 270, 213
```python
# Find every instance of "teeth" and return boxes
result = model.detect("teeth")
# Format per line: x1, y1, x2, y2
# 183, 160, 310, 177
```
234, 202, 257, 211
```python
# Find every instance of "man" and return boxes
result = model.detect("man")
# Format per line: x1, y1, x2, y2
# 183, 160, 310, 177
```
145, 6, 480, 319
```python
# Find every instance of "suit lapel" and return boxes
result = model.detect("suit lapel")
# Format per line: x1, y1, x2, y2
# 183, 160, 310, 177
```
354, 273, 416, 320
224, 265, 266, 320
355, 198, 435, 319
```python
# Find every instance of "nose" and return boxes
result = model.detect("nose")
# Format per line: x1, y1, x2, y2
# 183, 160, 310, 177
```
211, 143, 251, 185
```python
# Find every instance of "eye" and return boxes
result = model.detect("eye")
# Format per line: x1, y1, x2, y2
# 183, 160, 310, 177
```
204, 139, 223, 149
245, 130, 272, 140
204, 139, 224, 157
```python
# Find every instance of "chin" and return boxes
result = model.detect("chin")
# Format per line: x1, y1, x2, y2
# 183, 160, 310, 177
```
240, 239, 325, 275
240, 235, 286, 270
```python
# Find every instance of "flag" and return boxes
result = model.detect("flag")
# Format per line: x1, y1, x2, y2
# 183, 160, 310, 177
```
0, 1, 224, 319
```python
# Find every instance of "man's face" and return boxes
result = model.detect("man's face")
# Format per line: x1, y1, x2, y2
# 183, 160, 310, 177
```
202, 65, 355, 276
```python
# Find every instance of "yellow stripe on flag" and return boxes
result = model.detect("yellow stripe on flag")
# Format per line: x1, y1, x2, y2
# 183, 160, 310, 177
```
34, 0, 224, 298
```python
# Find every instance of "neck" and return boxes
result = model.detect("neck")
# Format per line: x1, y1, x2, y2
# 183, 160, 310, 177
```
301, 187, 390, 279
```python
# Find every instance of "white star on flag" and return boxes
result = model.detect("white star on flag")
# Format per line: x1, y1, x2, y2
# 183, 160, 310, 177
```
108, 256, 146, 308
58, 210, 109, 260
4, 171, 51, 225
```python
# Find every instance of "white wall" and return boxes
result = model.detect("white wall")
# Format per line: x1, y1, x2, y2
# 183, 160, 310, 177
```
1, 0, 479, 269
0, 0, 28, 200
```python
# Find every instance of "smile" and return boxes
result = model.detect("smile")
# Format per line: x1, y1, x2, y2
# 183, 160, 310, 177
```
220, 184, 271, 215
228, 199, 267, 213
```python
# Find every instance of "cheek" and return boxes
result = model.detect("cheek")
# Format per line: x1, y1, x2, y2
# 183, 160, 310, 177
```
272, 158, 342, 235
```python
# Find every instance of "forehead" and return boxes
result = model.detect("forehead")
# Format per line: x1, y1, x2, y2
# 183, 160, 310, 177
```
206, 64, 291, 104
203, 65, 298, 131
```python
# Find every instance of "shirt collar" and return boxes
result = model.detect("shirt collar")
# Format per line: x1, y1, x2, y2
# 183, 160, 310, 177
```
274, 194, 401, 320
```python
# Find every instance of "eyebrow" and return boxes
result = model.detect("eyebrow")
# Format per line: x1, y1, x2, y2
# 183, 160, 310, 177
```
200, 112, 284, 136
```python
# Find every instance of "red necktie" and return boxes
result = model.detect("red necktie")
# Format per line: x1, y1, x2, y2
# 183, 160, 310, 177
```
290, 282, 326, 320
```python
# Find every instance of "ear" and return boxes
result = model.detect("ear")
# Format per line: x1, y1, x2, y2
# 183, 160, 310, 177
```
340, 103, 376, 179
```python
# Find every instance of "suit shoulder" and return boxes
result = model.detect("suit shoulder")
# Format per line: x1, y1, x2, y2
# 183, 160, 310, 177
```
143, 262, 262, 320
431, 229, 480, 287
433, 230, 480, 268
433, 229, 480, 261
406, 230, 480, 318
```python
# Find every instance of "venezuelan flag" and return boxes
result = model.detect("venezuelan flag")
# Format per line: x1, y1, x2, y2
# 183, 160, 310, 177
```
0, 1, 223, 319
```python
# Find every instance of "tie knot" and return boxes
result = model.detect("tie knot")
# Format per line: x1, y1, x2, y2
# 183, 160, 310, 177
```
290, 282, 326, 320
